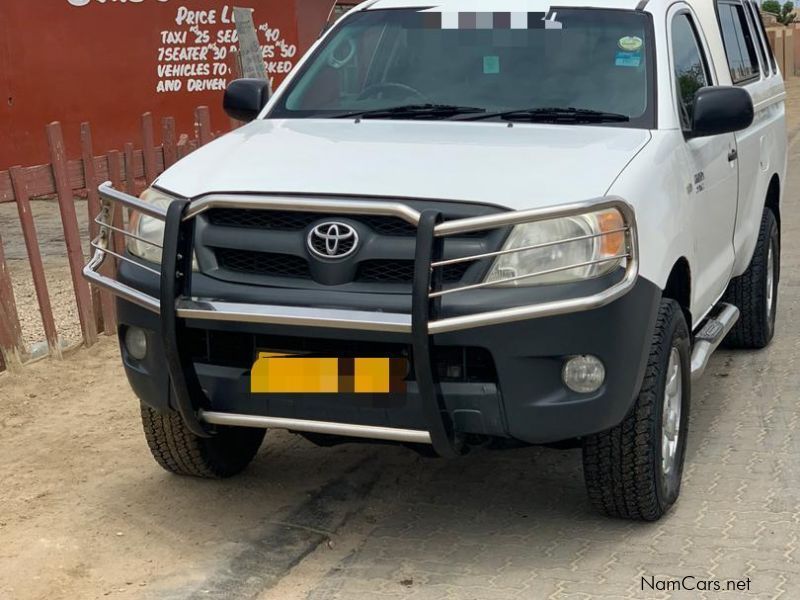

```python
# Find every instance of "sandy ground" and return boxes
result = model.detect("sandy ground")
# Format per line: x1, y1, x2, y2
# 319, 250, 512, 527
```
0, 198, 91, 350
0, 340, 422, 600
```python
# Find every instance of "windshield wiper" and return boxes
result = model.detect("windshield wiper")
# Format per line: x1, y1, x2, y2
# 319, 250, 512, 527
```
333, 104, 486, 120
465, 107, 631, 124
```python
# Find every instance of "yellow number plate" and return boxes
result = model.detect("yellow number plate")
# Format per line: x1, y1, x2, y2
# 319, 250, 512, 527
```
251, 353, 407, 394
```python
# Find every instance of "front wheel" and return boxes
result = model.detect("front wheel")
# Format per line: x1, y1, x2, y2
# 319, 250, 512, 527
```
582, 299, 691, 521
140, 404, 265, 478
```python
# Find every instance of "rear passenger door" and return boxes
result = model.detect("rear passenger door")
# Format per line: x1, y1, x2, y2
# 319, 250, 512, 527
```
669, 8, 738, 316
716, 0, 786, 275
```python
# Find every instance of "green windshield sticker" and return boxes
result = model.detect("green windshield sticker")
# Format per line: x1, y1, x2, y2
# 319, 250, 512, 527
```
615, 51, 641, 68
618, 36, 643, 52
483, 55, 501, 74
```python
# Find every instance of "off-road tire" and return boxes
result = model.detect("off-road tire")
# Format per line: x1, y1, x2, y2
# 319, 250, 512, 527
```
140, 404, 265, 478
582, 299, 691, 521
722, 208, 779, 349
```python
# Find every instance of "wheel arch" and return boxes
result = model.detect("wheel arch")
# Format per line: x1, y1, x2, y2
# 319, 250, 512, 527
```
662, 258, 692, 331
765, 174, 781, 240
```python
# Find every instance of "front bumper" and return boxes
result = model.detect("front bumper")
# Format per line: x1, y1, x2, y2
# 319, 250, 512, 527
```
117, 272, 659, 445
86, 184, 648, 454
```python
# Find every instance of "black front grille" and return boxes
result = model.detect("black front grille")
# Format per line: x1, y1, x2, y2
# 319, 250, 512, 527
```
356, 260, 471, 284
214, 252, 472, 284
361, 216, 417, 236
208, 209, 419, 237
362, 216, 484, 238
206, 209, 483, 238
199, 203, 507, 289
356, 260, 415, 284
216, 249, 311, 279
208, 209, 317, 231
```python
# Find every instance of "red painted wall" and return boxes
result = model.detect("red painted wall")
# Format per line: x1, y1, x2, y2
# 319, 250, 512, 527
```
0, 0, 334, 170
296, 2, 339, 51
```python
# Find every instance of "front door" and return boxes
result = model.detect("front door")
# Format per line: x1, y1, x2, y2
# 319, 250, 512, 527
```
670, 8, 738, 318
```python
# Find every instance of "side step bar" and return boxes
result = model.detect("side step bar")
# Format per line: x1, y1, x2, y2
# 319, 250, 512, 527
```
199, 411, 433, 445
690, 303, 740, 381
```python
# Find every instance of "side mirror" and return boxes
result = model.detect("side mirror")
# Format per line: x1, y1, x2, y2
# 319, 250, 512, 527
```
223, 79, 271, 122
689, 86, 754, 139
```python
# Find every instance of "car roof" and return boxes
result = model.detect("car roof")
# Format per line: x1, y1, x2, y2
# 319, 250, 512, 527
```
361, 0, 749, 16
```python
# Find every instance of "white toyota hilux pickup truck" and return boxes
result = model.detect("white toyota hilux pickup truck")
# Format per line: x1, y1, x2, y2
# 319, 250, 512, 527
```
86, 0, 786, 520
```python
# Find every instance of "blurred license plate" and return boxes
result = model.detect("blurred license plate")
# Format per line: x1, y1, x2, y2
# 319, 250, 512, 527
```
251, 353, 406, 394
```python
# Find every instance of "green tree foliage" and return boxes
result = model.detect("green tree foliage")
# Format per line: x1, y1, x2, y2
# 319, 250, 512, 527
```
678, 65, 706, 105
762, 0, 795, 26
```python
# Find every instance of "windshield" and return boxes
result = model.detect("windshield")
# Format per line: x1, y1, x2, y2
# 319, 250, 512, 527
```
271, 8, 655, 127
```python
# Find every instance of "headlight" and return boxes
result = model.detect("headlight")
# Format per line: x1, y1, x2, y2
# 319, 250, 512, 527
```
127, 187, 174, 264
485, 208, 626, 286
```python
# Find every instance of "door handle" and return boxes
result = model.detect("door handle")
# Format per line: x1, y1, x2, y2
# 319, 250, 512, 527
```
728, 149, 738, 162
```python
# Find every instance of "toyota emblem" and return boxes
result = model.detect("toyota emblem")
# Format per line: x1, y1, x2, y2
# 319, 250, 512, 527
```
308, 222, 359, 259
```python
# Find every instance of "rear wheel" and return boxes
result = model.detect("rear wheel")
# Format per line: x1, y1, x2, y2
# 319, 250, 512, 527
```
582, 299, 691, 521
723, 208, 779, 349
140, 404, 265, 478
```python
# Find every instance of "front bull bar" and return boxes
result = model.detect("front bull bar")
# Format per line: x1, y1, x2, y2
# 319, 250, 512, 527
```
84, 183, 639, 457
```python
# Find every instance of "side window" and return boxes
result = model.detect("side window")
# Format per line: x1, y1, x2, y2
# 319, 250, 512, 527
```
749, 1, 778, 74
671, 13, 710, 129
717, 1, 760, 83
742, 1, 770, 75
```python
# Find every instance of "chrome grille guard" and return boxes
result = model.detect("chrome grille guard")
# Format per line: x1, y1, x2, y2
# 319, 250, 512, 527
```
84, 182, 638, 456
85, 183, 639, 335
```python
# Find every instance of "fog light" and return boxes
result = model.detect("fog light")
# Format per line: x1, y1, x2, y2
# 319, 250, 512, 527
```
125, 327, 148, 360
562, 355, 605, 394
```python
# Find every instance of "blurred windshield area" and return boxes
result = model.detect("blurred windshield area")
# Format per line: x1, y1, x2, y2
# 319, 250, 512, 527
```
274, 8, 653, 124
